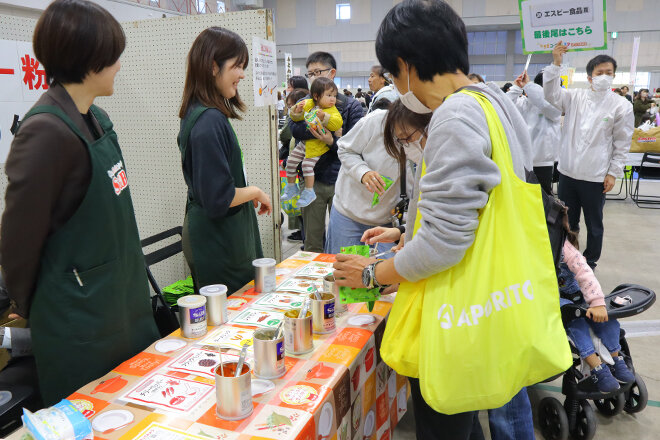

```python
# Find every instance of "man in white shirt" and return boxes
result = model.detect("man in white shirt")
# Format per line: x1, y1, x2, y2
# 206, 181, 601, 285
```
507, 70, 562, 195
544, 42, 634, 269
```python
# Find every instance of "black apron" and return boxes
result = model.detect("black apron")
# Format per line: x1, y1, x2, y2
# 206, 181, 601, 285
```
178, 106, 263, 294
21, 105, 159, 405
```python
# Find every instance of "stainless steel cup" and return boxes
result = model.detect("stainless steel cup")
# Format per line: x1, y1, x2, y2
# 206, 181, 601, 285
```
200, 284, 228, 326
253, 258, 277, 293
324, 273, 348, 315
308, 292, 336, 334
284, 309, 313, 355
253, 328, 286, 379
215, 362, 253, 420
177, 295, 207, 338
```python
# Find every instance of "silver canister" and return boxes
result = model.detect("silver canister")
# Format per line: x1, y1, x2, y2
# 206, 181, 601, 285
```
177, 295, 207, 338
284, 309, 313, 355
253, 328, 286, 379
215, 362, 253, 420
324, 273, 348, 315
199, 284, 228, 326
253, 258, 277, 293
308, 292, 336, 334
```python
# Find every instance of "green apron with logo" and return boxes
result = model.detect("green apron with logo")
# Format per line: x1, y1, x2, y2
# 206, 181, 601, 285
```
21, 105, 160, 405
178, 106, 263, 294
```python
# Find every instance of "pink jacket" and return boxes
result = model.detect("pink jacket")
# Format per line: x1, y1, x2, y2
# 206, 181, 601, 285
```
562, 241, 606, 307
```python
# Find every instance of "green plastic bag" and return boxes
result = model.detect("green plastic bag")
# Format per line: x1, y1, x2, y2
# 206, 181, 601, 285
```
162, 276, 195, 306
371, 175, 394, 207
338, 245, 380, 312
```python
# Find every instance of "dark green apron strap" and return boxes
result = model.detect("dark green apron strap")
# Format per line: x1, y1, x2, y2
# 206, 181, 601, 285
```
89, 105, 114, 134
178, 106, 211, 161
20, 105, 89, 145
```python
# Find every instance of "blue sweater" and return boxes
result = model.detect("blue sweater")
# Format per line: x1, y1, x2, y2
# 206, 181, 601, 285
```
290, 93, 364, 185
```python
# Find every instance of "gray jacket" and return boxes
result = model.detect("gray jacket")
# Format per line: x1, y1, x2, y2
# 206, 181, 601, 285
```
394, 82, 533, 282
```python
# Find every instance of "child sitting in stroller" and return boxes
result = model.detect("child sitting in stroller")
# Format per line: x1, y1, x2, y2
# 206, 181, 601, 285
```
558, 228, 636, 393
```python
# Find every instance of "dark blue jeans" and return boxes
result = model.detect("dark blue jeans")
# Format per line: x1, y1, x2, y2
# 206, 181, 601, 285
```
487, 388, 535, 440
559, 297, 622, 358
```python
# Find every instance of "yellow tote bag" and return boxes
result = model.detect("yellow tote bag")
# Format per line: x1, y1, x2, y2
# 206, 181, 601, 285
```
381, 89, 572, 413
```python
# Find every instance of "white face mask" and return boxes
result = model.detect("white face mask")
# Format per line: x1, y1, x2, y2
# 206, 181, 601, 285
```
393, 65, 433, 114
403, 139, 423, 165
591, 74, 613, 92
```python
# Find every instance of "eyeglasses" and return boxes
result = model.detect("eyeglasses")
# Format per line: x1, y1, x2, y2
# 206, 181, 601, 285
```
305, 68, 332, 79
396, 128, 421, 145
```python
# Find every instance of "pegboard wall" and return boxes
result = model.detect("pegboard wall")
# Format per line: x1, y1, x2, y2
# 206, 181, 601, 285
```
0, 10, 282, 292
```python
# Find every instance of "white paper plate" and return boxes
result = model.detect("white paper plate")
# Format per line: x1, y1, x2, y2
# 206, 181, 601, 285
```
363, 410, 375, 436
318, 401, 334, 436
92, 409, 134, 433
275, 268, 291, 276
154, 338, 187, 353
348, 315, 376, 326
251, 379, 275, 396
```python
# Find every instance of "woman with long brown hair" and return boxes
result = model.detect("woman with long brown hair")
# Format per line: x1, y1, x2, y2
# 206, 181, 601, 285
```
178, 27, 271, 294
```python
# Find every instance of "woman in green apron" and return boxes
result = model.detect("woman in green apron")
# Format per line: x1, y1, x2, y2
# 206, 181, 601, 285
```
178, 28, 272, 294
0, 0, 159, 405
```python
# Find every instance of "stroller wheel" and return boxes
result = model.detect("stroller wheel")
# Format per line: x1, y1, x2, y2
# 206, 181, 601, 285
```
624, 373, 648, 414
538, 397, 569, 440
594, 392, 625, 416
571, 400, 596, 440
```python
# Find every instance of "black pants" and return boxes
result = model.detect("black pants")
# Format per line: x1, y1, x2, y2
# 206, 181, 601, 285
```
409, 377, 484, 440
533, 165, 554, 195
557, 173, 606, 268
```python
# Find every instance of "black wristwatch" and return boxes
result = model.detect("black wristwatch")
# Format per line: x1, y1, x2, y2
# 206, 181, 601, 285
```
362, 261, 387, 289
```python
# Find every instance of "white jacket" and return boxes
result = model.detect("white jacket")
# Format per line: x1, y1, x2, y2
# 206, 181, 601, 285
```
506, 83, 561, 167
543, 63, 633, 182
334, 110, 402, 226
367, 85, 398, 113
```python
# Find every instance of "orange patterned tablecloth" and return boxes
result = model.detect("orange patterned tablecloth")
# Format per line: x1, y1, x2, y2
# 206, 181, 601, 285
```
14, 251, 408, 440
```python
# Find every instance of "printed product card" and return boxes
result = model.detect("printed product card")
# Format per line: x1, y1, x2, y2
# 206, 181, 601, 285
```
133, 422, 208, 440
254, 292, 305, 310
230, 307, 284, 329
295, 262, 334, 279
276, 278, 324, 294
198, 326, 255, 350
121, 373, 214, 413
166, 347, 239, 379
289, 251, 319, 261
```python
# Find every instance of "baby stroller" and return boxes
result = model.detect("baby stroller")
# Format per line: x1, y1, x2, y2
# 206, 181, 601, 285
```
537, 284, 656, 440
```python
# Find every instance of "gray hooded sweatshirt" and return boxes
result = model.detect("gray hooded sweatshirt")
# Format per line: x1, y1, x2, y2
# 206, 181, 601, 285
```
394, 82, 534, 282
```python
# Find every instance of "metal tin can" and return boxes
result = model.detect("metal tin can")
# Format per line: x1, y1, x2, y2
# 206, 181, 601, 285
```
284, 309, 313, 355
199, 284, 228, 326
308, 292, 336, 334
253, 328, 286, 379
324, 273, 348, 315
215, 362, 253, 420
177, 295, 207, 338
253, 258, 277, 293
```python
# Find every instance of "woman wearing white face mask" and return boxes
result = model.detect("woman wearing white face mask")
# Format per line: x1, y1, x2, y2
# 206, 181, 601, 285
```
544, 41, 633, 269
356, 100, 430, 249
325, 101, 419, 254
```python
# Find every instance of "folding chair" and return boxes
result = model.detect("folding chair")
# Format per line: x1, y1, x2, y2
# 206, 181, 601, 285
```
630, 153, 660, 208
140, 226, 183, 337
606, 166, 632, 201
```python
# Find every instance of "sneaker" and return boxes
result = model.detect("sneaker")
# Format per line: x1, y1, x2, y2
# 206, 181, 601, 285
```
287, 230, 303, 242
281, 183, 299, 201
591, 364, 620, 393
297, 188, 317, 208
611, 356, 635, 384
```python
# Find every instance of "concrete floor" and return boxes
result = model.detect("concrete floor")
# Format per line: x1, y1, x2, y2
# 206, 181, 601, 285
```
281, 179, 660, 440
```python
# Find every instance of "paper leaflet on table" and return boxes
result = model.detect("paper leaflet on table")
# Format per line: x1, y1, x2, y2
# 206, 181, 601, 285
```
119, 372, 214, 413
